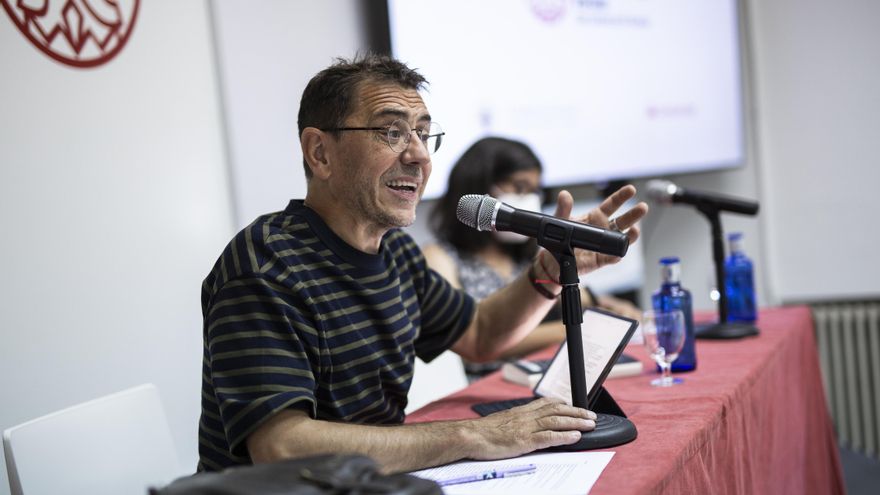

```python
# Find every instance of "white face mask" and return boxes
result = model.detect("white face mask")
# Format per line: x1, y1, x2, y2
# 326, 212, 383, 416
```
492, 192, 542, 244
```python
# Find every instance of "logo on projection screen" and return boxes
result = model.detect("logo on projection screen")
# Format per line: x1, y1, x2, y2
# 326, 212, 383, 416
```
1, 0, 139, 68
530, 0, 567, 22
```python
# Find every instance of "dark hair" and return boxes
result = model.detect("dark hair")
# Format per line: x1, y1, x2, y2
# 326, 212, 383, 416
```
430, 137, 543, 262
297, 53, 428, 179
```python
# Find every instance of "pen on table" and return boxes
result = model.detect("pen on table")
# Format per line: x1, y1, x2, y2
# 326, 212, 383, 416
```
437, 464, 537, 487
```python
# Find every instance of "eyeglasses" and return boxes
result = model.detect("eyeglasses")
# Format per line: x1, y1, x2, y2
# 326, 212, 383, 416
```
322, 119, 445, 154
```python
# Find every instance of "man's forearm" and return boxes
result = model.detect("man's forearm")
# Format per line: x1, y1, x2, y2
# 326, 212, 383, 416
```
248, 400, 596, 473
249, 411, 474, 473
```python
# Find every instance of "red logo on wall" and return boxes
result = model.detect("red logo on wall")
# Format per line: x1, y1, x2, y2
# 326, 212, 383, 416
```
1, 0, 140, 68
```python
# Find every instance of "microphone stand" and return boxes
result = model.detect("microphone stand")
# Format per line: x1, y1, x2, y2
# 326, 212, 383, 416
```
556, 252, 588, 409
694, 205, 760, 339
546, 250, 636, 450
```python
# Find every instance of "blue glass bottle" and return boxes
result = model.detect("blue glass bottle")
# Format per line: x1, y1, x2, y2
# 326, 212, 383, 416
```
725, 233, 757, 322
652, 257, 697, 372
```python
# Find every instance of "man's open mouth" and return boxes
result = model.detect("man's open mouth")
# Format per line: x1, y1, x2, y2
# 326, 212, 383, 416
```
386, 180, 418, 193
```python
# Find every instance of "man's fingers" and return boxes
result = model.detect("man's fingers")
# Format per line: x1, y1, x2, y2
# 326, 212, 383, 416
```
507, 399, 596, 424
554, 190, 574, 219
542, 402, 595, 421
598, 185, 637, 217
474, 401, 600, 460
625, 224, 640, 244
610, 202, 649, 231
532, 430, 586, 450
526, 398, 595, 419
536, 415, 597, 432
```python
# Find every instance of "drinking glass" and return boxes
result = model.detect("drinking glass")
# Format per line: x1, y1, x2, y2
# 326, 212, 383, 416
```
642, 309, 686, 386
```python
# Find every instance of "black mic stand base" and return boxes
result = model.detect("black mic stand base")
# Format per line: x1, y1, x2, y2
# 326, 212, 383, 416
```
695, 321, 759, 340
546, 387, 637, 451
552, 415, 638, 451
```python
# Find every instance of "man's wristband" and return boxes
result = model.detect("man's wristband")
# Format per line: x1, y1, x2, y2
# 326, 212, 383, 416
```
527, 263, 560, 300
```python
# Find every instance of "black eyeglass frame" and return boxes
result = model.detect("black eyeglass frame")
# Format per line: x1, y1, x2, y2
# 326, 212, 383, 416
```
320, 120, 445, 154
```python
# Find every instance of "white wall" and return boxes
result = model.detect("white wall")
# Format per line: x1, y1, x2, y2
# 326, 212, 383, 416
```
211, 0, 368, 228
748, 0, 880, 303
0, 1, 234, 492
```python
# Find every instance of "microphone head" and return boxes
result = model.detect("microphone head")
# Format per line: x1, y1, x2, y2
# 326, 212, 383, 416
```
456, 194, 498, 231
646, 179, 679, 204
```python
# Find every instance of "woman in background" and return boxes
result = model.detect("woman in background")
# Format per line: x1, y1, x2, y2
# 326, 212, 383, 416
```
423, 137, 641, 380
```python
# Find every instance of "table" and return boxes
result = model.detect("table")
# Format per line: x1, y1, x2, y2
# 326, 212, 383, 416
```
406, 306, 845, 494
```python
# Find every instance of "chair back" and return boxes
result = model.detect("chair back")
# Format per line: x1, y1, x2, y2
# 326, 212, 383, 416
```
3, 383, 181, 495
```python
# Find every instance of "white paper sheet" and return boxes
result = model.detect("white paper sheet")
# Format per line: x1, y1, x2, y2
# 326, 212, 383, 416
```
410, 451, 615, 495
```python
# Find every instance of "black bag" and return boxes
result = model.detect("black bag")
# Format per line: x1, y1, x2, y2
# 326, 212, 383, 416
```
150, 454, 441, 495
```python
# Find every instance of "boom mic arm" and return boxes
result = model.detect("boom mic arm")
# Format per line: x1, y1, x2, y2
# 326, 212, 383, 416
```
647, 180, 759, 216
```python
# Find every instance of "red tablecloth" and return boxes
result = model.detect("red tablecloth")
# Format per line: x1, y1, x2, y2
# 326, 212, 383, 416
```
406, 306, 845, 494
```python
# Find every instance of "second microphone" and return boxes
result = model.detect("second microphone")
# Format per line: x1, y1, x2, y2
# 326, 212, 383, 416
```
456, 194, 629, 258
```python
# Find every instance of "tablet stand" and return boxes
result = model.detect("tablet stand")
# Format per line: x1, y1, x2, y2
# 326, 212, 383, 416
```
549, 251, 637, 451
693, 205, 760, 340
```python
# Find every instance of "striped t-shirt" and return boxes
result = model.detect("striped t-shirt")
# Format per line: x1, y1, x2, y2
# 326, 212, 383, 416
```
197, 200, 475, 471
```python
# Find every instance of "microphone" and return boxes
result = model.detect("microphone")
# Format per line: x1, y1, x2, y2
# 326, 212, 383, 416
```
456, 194, 629, 257
646, 179, 759, 215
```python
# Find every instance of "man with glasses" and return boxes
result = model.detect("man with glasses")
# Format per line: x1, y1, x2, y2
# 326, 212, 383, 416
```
197, 54, 648, 473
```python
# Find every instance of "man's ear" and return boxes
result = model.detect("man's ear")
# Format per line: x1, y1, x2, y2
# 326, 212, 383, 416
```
301, 127, 332, 180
